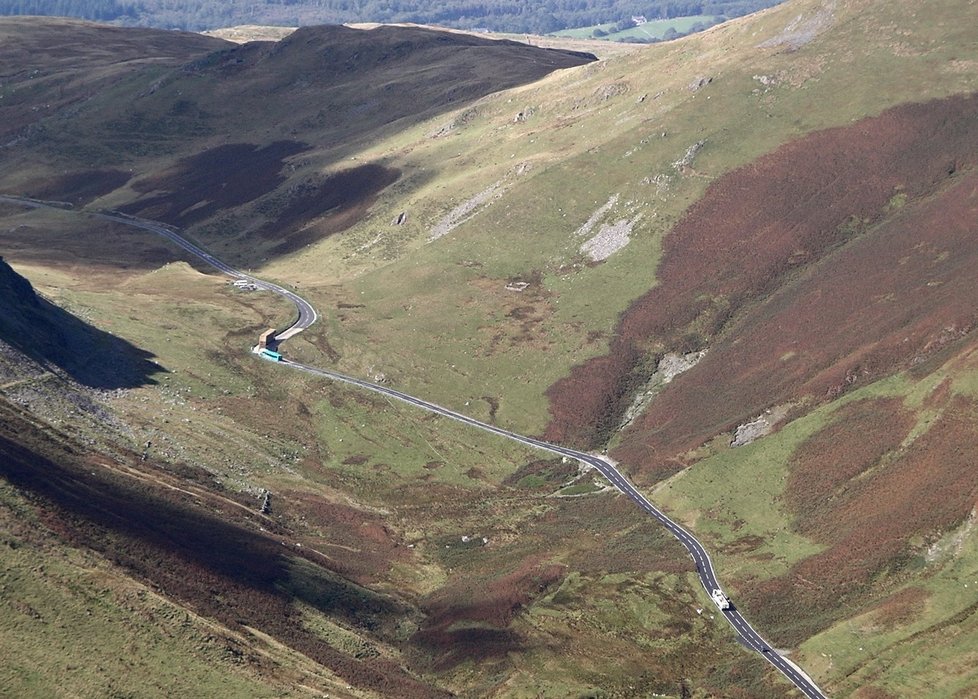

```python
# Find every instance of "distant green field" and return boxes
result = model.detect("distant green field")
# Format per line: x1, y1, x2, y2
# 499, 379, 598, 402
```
553, 15, 719, 42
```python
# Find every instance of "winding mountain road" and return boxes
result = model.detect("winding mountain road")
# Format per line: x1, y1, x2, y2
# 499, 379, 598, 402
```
91, 210, 318, 342
1, 194, 828, 699
284, 358, 827, 699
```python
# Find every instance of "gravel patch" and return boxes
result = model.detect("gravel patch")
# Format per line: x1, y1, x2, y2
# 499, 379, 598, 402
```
428, 181, 506, 241
758, 0, 836, 51
580, 214, 642, 262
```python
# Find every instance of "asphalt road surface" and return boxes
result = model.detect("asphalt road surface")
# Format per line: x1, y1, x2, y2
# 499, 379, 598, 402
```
2, 194, 828, 698
282, 358, 828, 699
91, 211, 318, 342
0, 196, 317, 340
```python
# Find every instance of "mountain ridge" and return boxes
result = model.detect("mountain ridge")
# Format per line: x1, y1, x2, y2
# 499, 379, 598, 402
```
0, 256, 159, 389
1, 1, 977, 696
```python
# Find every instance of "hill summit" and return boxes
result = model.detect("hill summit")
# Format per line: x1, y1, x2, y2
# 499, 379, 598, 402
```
1, 20, 595, 161
2, 1, 978, 697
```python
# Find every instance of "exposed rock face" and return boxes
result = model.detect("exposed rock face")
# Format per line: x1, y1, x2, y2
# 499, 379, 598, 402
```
730, 406, 791, 447
618, 350, 707, 432
758, 0, 837, 51
580, 216, 642, 262
657, 351, 708, 383
429, 180, 507, 241
673, 140, 706, 172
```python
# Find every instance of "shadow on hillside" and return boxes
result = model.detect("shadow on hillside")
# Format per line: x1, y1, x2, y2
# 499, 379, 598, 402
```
18, 170, 132, 207
0, 257, 162, 389
10, 23, 594, 269
0, 409, 445, 697
0, 430, 404, 630
119, 141, 308, 227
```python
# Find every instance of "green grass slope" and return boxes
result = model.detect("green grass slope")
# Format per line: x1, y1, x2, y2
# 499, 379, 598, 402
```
553, 15, 719, 41
1, 0, 977, 696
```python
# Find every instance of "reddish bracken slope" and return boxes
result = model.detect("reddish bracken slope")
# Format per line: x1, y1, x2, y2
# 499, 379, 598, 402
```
748, 386, 978, 643
545, 93, 978, 469
617, 170, 978, 476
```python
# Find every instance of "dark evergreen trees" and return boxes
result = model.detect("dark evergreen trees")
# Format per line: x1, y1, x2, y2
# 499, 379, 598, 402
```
0, 0, 137, 21
0, 0, 783, 34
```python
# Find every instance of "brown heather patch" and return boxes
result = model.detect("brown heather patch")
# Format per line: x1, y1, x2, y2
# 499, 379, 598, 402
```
469, 274, 555, 356
502, 457, 577, 489
853, 688, 899, 699
867, 587, 930, 631
746, 395, 978, 643
810, 395, 978, 558
412, 557, 565, 668
923, 376, 953, 410
283, 491, 409, 585
720, 534, 767, 556
542, 495, 693, 575
784, 397, 915, 519
546, 93, 978, 455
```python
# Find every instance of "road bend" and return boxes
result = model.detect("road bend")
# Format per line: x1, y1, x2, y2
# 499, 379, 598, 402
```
90, 211, 318, 342
0, 196, 317, 340
282, 359, 827, 699
2, 194, 827, 698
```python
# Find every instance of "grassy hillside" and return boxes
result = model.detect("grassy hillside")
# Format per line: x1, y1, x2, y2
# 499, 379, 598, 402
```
1, 0, 977, 696
0, 19, 751, 698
